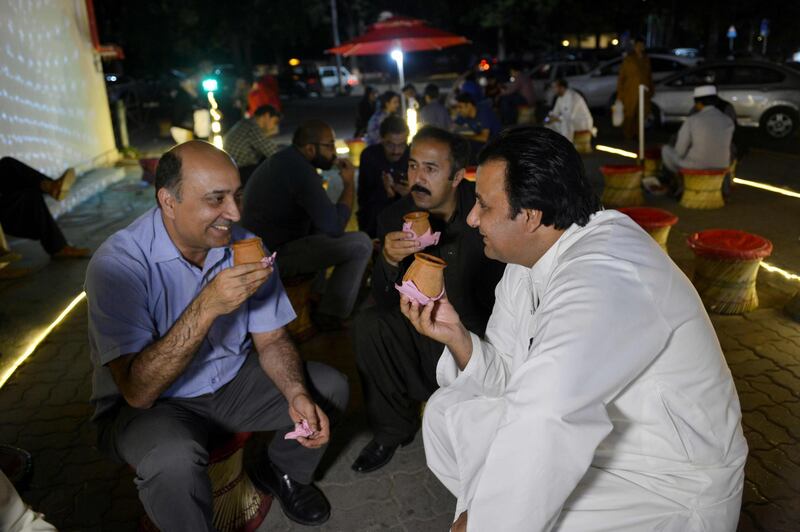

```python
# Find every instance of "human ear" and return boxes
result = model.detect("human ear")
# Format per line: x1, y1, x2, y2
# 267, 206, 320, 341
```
158, 188, 176, 219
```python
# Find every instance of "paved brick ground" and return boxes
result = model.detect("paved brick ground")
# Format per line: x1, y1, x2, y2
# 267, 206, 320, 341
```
2, 154, 800, 530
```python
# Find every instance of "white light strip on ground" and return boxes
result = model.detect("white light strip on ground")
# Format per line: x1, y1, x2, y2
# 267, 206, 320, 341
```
596, 145, 638, 159
0, 291, 87, 389
760, 261, 800, 283
732, 178, 800, 199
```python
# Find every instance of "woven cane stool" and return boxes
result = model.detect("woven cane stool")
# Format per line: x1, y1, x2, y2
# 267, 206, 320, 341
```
573, 130, 592, 154
617, 207, 678, 252
282, 274, 317, 342
687, 229, 773, 314
140, 432, 271, 532
680, 168, 728, 209
346, 138, 366, 167
601, 165, 644, 207
643, 147, 662, 177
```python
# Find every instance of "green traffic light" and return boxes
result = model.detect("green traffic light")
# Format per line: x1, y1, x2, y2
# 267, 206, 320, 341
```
202, 78, 218, 92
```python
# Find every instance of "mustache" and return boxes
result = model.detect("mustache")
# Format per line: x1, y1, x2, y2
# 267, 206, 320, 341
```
411, 184, 431, 196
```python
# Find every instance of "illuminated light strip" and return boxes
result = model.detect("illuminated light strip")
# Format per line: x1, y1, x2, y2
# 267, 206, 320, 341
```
336, 147, 350, 155
760, 261, 800, 283
0, 291, 87, 389
595, 145, 638, 159
732, 178, 800, 199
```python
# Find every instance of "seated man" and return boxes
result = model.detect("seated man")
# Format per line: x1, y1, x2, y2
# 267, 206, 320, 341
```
357, 115, 410, 239
242, 120, 372, 330
546, 78, 593, 143
498, 63, 536, 125
352, 126, 505, 473
0, 157, 89, 260
223, 104, 281, 185
419, 84, 453, 131
661, 85, 735, 194
453, 93, 501, 160
403, 127, 747, 531
86, 141, 349, 530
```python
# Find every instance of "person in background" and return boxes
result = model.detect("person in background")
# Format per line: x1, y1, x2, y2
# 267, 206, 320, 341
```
453, 93, 502, 158
224, 105, 281, 185
545, 78, 593, 143
419, 84, 452, 130
354, 86, 378, 138
365, 91, 401, 146
357, 116, 410, 239
498, 63, 536, 125
616, 36, 653, 140
0, 157, 90, 260
402, 83, 419, 110
242, 121, 373, 331
248, 66, 282, 116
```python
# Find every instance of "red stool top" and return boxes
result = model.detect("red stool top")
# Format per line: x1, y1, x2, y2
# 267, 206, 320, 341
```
618, 207, 678, 229
600, 164, 642, 174
687, 229, 773, 260
680, 168, 728, 176
644, 146, 662, 160
464, 166, 477, 181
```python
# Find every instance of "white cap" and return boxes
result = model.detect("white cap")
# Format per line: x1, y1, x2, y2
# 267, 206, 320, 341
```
693, 85, 717, 98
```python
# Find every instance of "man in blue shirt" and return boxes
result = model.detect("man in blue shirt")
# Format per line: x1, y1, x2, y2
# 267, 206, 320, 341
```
454, 93, 502, 160
85, 141, 349, 530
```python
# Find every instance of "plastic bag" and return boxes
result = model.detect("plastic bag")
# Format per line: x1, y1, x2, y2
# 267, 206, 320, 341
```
612, 100, 624, 127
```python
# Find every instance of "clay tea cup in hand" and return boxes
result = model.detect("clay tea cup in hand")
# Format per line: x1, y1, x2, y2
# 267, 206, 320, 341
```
232, 237, 266, 265
403, 211, 430, 237
402, 252, 447, 298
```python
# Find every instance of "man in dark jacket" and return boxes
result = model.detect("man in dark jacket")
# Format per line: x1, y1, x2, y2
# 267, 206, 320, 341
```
351, 126, 505, 473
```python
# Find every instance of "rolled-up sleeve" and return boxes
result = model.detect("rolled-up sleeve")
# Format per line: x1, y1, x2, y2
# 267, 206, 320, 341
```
85, 256, 157, 366
247, 265, 297, 333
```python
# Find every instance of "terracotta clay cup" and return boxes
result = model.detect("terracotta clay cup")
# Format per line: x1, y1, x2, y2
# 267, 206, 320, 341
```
232, 237, 265, 265
402, 253, 447, 298
403, 211, 431, 237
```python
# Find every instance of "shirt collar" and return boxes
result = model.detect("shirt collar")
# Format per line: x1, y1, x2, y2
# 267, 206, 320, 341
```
528, 217, 585, 285
150, 208, 231, 272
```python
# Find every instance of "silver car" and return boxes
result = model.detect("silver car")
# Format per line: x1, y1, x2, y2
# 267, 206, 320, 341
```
563, 53, 701, 109
652, 60, 800, 139
531, 61, 590, 105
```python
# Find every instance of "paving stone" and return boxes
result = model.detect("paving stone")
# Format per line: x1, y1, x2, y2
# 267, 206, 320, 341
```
742, 411, 795, 446
744, 456, 796, 502
748, 379, 796, 404
738, 390, 774, 411
742, 428, 774, 452
757, 448, 800, 491
746, 502, 800, 532
763, 370, 800, 400
724, 348, 759, 365
730, 358, 780, 377
736, 330, 783, 351
735, 507, 761, 532
757, 404, 800, 440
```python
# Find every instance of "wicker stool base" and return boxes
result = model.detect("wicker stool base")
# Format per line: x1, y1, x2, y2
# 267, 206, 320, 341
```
680, 170, 726, 209
691, 256, 763, 314
601, 166, 644, 207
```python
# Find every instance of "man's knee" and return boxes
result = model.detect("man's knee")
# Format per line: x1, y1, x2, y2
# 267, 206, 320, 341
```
307, 361, 349, 414
342, 231, 373, 259
136, 438, 208, 485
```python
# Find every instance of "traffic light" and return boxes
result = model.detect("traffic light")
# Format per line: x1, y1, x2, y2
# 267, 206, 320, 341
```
201, 77, 218, 93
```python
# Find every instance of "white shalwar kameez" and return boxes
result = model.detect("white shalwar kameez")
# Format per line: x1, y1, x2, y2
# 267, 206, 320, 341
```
423, 210, 747, 532
547, 88, 593, 142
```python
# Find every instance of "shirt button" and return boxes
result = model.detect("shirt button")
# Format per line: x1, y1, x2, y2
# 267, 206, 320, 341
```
212, 377, 218, 384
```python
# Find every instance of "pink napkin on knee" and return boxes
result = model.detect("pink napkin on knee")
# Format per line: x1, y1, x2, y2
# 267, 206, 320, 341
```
285, 419, 315, 440
402, 221, 440, 249
261, 251, 277, 267
395, 279, 445, 305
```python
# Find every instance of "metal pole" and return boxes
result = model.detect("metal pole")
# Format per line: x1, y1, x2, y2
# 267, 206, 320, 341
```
638, 84, 647, 162
330, 0, 343, 94
762, 35, 768, 55
397, 55, 406, 116
116, 99, 129, 149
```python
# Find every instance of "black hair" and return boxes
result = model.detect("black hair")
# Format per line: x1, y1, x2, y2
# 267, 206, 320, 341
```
455, 92, 476, 106
694, 95, 717, 107
554, 78, 568, 88
477, 126, 600, 229
253, 104, 280, 118
424, 83, 440, 100
379, 91, 399, 111
379, 115, 409, 138
402, 83, 417, 94
292, 119, 331, 147
411, 126, 470, 180
155, 150, 183, 203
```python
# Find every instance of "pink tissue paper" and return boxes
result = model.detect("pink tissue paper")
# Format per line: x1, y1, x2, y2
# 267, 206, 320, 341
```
261, 251, 277, 267
285, 419, 315, 440
395, 279, 444, 305
402, 221, 440, 249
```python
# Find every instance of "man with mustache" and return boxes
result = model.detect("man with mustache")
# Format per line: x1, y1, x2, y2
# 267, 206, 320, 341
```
85, 141, 349, 529
242, 120, 373, 330
351, 126, 505, 473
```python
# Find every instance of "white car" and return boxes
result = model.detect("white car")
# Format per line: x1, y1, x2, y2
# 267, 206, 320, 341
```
318, 66, 359, 94
652, 60, 800, 139
564, 53, 701, 109
532, 61, 591, 105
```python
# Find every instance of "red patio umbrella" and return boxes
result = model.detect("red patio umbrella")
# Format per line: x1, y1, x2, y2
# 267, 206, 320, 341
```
326, 16, 470, 56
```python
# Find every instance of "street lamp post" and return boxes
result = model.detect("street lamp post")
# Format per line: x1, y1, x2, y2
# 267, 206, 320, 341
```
391, 48, 406, 115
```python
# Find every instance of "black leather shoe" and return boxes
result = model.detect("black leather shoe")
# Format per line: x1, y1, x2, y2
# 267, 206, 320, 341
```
249, 461, 330, 526
351, 436, 413, 473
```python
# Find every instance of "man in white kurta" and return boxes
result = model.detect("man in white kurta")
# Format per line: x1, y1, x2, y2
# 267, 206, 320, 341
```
400, 126, 747, 532
545, 79, 593, 143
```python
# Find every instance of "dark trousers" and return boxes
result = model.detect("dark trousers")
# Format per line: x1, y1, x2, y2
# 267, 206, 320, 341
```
96, 352, 349, 532
499, 92, 527, 125
0, 157, 67, 254
354, 306, 443, 447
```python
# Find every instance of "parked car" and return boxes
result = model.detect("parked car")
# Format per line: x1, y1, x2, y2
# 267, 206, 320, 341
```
652, 60, 800, 139
278, 62, 321, 98
564, 53, 701, 109
531, 61, 591, 105
318, 66, 359, 94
